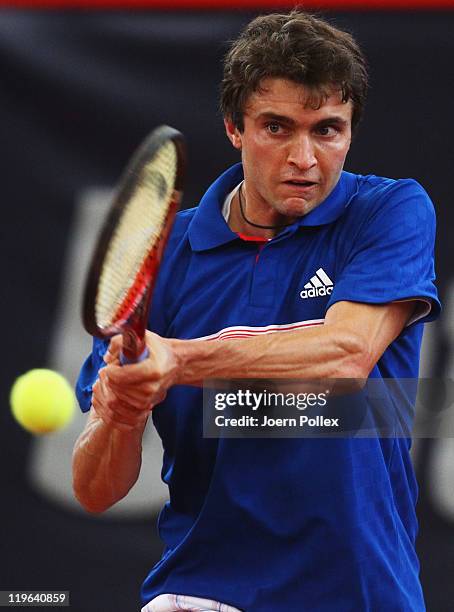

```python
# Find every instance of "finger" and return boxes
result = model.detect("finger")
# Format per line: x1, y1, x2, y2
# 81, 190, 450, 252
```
98, 366, 156, 407
107, 384, 152, 405
106, 360, 161, 385
92, 392, 150, 429
97, 368, 111, 390
94, 373, 140, 413
110, 384, 167, 408
106, 391, 147, 416
92, 376, 108, 402
107, 335, 123, 358
104, 351, 120, 365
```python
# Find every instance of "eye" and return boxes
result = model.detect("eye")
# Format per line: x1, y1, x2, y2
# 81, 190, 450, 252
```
266, 122, 282, 134
316, 125, 339, 137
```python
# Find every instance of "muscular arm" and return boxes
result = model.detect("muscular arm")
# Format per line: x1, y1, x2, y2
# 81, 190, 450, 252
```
105, 300, 415, 393
72, 370, 148, 514
72, 333, 174, 513
73, 299, 414, 513
173, 300, 413, 383
72, 408, 144, 513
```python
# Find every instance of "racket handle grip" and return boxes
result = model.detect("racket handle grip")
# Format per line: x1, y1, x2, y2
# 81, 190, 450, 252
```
120, 329, 149, 365
120, 347, 149, 365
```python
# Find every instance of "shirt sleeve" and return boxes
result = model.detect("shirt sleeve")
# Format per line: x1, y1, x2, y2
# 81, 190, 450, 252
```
327, 178, 441, 325
75, 337, 109, 413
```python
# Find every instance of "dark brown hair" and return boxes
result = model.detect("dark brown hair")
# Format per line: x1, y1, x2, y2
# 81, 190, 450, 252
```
220, 10, 368, 133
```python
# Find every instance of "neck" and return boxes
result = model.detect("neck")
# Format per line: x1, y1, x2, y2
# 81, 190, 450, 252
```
234, 183, 294, 238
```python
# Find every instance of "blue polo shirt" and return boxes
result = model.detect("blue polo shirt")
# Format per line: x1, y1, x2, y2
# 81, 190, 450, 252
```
77, 164, 440, 611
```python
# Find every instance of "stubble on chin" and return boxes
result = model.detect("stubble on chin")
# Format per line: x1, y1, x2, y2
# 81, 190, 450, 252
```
275, 195, 321, 219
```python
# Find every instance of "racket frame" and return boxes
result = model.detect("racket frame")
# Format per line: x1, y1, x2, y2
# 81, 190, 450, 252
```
82, 125, 185, 362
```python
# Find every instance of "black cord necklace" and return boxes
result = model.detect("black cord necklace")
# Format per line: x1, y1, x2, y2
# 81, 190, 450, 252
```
238, 183, 295, 230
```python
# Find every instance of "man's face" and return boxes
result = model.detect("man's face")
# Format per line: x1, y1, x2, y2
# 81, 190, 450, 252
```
225, 78, 353, 224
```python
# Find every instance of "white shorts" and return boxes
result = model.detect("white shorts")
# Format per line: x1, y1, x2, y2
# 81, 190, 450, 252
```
141, 593, 243, 612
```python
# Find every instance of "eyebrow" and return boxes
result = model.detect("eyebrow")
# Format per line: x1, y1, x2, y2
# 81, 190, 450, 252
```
255, 112, 349, 128
256, 112, 297, 125
315, 116, 349, 128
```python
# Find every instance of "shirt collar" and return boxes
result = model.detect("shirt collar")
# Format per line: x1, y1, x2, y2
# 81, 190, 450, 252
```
188, 164, 243, 252
296, 169, 359, 228
188, 163, 359, 252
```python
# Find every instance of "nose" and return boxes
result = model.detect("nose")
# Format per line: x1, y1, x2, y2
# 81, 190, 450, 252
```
287, 134, 317, 170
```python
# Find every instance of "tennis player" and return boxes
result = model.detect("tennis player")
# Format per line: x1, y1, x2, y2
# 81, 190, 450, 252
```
73, 10, 440, 612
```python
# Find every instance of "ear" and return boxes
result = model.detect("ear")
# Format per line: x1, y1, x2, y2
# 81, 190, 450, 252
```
224, 117, 242, 150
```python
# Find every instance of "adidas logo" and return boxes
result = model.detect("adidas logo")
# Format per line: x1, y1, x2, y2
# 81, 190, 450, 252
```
300, 268, 334, 299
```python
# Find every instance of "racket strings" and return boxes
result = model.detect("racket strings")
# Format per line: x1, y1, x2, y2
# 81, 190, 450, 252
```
96, 141, 177, 329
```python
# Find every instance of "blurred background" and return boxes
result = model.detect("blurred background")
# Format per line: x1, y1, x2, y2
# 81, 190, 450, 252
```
0, 1, 453, 610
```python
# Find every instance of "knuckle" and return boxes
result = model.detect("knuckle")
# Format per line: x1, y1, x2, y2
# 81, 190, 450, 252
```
105, 396, 119, 414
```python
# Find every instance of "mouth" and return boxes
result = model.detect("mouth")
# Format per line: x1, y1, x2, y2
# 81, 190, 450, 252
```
284, 179, 318, 189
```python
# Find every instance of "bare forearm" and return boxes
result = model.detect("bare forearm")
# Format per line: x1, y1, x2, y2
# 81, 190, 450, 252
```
72, 410, 145, 513
171, 323, 370, 385
102, 302, 412, 422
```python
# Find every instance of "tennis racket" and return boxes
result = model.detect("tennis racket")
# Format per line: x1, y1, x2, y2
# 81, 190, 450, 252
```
82, 125, 186, 364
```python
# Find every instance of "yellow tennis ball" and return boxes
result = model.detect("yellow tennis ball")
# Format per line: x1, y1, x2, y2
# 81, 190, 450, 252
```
10, 369, 76, 434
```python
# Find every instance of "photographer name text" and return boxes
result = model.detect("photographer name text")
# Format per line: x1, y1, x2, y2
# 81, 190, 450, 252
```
214, 414, 339, 428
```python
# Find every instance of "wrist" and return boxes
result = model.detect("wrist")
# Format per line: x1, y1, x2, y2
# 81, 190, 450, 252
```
166, 336, 224, 386
167, 338, 190, 385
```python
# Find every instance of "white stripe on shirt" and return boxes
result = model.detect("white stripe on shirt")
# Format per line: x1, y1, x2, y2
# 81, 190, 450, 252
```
141, 593, 243, 612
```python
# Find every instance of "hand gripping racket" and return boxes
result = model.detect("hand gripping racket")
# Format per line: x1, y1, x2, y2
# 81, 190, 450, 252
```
82, 125, 186, 364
